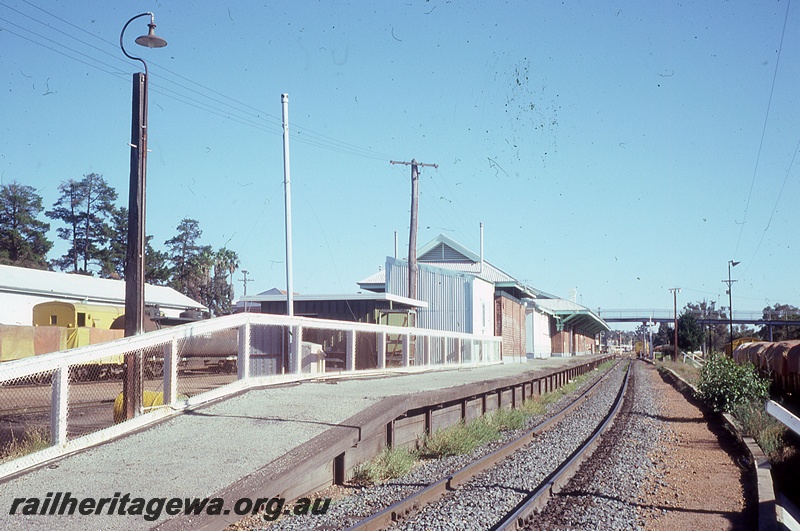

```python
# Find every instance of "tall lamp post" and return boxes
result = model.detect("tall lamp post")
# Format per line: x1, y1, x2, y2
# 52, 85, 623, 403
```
723, 260, 740, 347
120, 13, 167, 420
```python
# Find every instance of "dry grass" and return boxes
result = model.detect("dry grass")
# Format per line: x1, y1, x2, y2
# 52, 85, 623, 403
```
658, 358, 702, 387
1, 427, 50, 463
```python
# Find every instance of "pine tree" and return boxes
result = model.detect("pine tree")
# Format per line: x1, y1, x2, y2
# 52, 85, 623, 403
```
0, 182, 52, 268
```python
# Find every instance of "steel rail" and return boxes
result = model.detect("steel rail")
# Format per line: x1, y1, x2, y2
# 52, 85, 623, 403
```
494, 360, 632, 530
345, 359, 627, 531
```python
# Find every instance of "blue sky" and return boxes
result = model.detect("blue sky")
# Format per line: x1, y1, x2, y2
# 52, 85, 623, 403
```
2, 0, 799, 316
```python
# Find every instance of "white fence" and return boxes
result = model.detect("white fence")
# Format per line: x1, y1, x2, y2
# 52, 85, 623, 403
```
0, 312, 501, 473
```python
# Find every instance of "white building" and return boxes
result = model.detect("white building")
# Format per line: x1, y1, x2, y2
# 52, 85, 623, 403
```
0, 264, 205, 326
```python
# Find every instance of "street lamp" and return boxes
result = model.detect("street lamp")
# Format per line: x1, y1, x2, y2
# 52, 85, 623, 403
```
120, 13, 167, 419
724, 260, 740, 348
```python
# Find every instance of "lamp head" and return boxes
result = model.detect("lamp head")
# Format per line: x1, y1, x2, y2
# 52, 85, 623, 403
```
135, 22, 167, 48
730, 260, 740, 268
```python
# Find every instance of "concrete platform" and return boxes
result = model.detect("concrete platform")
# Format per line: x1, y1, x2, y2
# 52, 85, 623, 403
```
0, 356, 605, 530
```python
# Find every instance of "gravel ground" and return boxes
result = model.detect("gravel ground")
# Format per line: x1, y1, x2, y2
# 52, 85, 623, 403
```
527, 360, 755, 530
243, 360, 756, 531
241, 361, 622, 530
636, 363, 755, 530
526, 359, 661, 530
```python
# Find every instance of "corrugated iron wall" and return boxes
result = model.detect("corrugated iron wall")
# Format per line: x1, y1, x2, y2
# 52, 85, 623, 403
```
385, 257, 471, 333
526, 308, 553, 358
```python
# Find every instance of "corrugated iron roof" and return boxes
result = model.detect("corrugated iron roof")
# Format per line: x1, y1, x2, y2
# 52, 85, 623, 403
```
0, 264, 206, 310
241, 291, 428, 308
529, 298, 610, 334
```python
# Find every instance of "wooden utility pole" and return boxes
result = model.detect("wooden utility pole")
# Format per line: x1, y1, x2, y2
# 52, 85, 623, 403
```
390, 158, 438, 300
669, 287, 681, 360
240, 269, 254, 313
123, 72, 147, 421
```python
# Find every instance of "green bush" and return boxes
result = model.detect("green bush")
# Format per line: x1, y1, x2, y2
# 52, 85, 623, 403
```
698, 354, 769, 412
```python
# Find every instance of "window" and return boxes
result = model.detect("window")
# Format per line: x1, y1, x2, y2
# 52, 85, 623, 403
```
50, 315, 57, 325
77, 312, 86, 327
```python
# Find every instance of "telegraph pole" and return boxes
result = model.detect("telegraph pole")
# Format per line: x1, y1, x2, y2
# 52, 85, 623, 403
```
723, 260, 740, 347
669, 287, 681, 360
390, 158, 438, 300
240, 269, 253, 312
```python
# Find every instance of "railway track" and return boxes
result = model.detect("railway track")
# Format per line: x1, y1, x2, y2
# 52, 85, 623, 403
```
356, 361, 629, 531
260, 359, 632, 531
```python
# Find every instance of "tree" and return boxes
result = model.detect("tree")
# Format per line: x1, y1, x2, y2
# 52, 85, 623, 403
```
98, 206, 172, 285
204, 247, 239, 316
653, 322, 671, 347
758, 304, 800, 342
47, 173, 117, 274
99, 206, 128, 279
677, 311, 703, 353
683, 300, 728, 354
165, 218, 214, 301
145, 240, 172, 286
0, 182, 52, 268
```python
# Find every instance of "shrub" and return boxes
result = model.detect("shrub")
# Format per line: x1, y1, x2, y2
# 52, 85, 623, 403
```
698, 354, 769, 412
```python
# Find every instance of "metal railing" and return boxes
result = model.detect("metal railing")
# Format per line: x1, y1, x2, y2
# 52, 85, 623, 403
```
682, 351, 705, 368
0, 312, 501, 475
598, 308, 800, 322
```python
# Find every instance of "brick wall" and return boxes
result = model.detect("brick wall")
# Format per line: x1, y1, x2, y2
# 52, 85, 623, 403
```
495, 294, 526, 359
551, 326, 596, 355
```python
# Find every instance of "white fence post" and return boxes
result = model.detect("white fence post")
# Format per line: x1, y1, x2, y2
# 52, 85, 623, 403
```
455, 338, 462, 364
423, 336, 431, 366
402, 334, 411, 367
238, 322, 251, 380
346, 329, 356, 371
377, 331, 386, 369
50, 366, 68, 447
292, 325, 303, 373
163, 338, 178, 405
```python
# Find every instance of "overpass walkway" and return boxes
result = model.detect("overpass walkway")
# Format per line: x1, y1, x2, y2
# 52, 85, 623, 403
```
0, 355, 603, 531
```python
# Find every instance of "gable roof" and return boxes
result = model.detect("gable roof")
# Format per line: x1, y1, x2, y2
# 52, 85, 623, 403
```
0, 264, 205, 311
417, 234, 480, 263
361, 234, 548, 300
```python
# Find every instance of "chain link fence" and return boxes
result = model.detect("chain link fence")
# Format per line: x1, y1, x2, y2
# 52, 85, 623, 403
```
1, 313, 501, 470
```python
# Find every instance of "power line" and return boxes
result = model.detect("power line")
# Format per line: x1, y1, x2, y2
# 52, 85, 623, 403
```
744, 136, 800, 272
0, 2, 395, 163
733, 0, 792, 259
